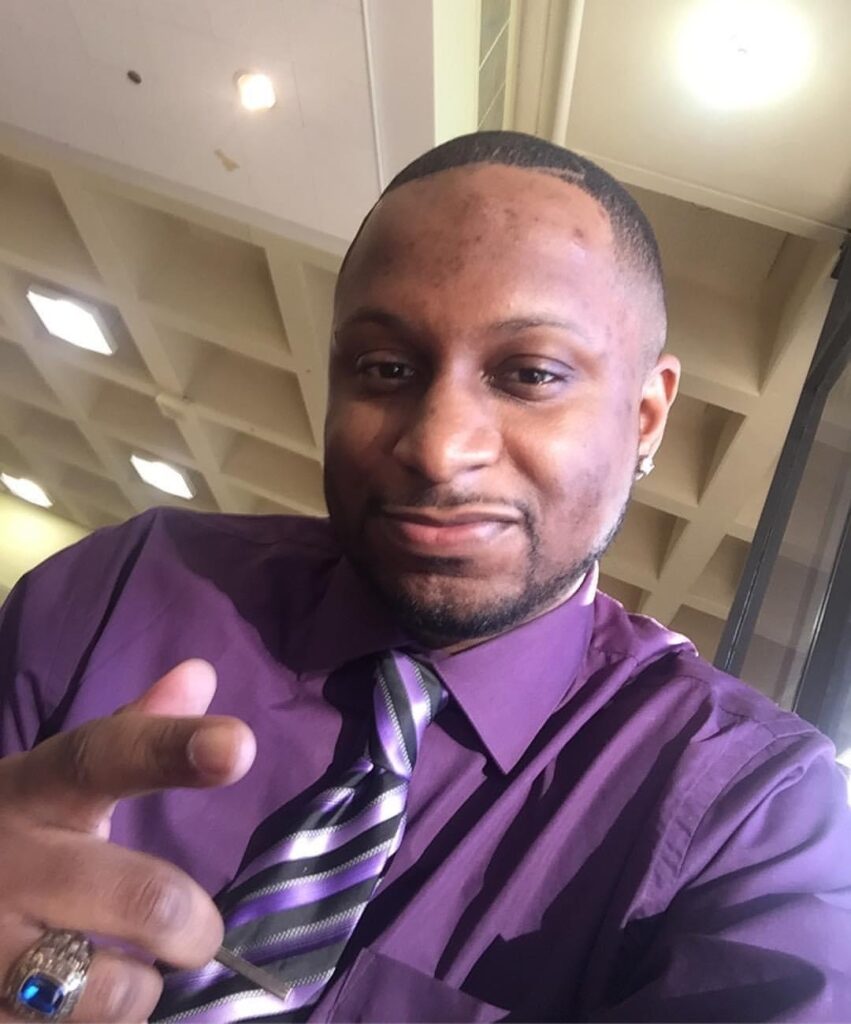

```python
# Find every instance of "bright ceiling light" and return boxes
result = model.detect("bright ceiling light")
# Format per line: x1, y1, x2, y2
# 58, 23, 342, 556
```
130, 455, 194, 500
0, 473, 53, 508
236, 71, 276, 111
26, 286, 115, 355
677, 0, 812, 111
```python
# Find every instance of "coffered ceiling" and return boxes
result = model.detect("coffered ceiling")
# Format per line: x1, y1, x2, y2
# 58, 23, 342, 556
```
0, 138, 335, 527
0, 0, 848, 682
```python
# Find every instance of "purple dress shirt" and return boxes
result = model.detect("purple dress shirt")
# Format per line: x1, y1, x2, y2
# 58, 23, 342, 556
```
1, 508, 850, 1022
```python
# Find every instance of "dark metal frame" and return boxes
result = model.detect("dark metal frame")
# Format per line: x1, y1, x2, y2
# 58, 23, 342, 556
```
715, 239, 851, 688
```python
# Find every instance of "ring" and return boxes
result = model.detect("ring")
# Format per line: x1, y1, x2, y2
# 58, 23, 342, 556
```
3, 930, 93, 1021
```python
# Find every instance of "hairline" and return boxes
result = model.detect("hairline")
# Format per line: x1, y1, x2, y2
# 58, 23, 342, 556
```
335, 159, 667, 366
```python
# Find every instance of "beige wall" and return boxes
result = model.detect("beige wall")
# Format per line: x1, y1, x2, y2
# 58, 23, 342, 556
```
0, 493, 89, 600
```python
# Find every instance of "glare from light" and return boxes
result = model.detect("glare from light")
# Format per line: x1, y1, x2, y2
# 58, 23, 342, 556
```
130, 455, 194, 500
26, 287, 115, 356
0, 473, 53, 508
838, 748, 851, 806
236, 72, 276, 111
677, 0, 812, 111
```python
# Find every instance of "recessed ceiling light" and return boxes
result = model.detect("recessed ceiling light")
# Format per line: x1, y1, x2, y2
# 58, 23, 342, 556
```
236, 71, 276, 111
0, 473, 53, 508
677, 0, 812, 111
130, 455, 194, 500
26, 286, 115, 356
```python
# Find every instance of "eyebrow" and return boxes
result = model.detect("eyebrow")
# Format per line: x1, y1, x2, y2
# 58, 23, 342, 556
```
336, 307, 416, 336
336, 308, 591, 343
489, 316, 592, 341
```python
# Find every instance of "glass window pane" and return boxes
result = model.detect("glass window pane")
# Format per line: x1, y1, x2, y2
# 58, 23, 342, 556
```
739, 359, 851, 707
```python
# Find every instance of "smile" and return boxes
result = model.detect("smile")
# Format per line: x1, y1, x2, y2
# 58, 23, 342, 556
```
378, 506, 523, 555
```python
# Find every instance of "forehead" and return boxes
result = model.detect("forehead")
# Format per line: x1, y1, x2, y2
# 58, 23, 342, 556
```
342, 163, 618, 290
335, 164, 625, 326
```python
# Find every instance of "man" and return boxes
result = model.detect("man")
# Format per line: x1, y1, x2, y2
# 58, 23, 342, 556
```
0, 131, 849, 1023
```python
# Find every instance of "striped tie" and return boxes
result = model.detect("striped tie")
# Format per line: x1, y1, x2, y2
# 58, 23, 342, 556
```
153, 653, 445, 1023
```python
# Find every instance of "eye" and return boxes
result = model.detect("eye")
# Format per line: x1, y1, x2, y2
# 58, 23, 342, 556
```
359, 360, 415, 379
354, 355, 418, 390
491, 360, 571, 398
510, 367, 559, 386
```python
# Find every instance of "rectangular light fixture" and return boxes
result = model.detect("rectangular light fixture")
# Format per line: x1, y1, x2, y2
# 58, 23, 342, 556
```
236, 71, 276, 111
0, 473, 53, 508
26, 286, 116, 356
130, 455, 194, 500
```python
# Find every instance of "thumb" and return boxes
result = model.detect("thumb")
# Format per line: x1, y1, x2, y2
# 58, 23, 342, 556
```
120, 659, 218, 718
95, 659, 224, 838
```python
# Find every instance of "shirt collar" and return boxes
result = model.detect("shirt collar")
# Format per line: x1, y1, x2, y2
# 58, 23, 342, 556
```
427, 564, 598, 774
295, 552, 599, 776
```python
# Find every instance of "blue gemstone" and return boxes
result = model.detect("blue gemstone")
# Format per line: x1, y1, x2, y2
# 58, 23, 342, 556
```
18, 973, 66, 1016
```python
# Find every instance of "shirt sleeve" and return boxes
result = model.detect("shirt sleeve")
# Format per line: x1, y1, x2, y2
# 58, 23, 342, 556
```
595, 729, 851, 1022
0, 511, 157, 756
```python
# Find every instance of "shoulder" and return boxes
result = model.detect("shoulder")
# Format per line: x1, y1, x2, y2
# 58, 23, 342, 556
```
6, 507, 342, 659
592, 588, 817, 750
591, 593, 843, 907
591, 590, 832, 845
15, 506, 338, 586
0, 509, 340, 749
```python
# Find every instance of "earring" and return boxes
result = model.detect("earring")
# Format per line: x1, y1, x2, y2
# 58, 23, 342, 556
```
635, 454, 655, 481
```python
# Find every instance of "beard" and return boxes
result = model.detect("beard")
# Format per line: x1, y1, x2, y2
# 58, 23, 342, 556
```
373, 552, 594, 647
327, 480, 629, 648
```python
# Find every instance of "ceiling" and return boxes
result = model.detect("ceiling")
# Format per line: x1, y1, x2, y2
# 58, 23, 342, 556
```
0, 0, 848, 691
566, 0, 851, 235
0, 0, 378, 241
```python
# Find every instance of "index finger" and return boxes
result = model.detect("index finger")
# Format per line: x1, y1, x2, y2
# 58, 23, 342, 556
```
1, 711, 256, 831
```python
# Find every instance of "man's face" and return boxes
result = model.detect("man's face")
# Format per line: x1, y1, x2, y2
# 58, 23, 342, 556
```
324, 164, 677, 645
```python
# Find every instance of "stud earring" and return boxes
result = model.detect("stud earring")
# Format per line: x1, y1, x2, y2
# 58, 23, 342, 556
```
635, 454, 655, 481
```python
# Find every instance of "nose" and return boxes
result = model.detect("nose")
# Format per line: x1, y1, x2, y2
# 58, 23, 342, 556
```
392, 375, 502, 484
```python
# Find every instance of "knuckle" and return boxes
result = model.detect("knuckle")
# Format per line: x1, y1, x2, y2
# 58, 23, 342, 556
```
81, 959, 163, 1023
127, 719, 185, 784
82, 961, 137, 1022
65, 724, 100, 792
0, 750, 29, 800
115, 868, 189, 937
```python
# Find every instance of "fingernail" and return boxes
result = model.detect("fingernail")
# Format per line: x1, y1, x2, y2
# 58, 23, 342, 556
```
187, 723, 237, 777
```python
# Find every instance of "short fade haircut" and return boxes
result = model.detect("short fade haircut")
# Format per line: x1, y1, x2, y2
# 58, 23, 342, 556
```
338, 130, 667, 355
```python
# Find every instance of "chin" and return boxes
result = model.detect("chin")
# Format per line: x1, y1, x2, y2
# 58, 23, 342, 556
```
368, 563, 580, 648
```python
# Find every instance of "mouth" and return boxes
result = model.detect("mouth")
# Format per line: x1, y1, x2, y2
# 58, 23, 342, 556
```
376, 504, 523, 555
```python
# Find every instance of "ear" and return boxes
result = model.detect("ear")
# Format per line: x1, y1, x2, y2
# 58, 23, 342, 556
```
638, 353, 680, 456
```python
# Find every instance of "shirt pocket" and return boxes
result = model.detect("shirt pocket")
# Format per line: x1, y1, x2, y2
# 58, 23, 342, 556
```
324, 948, 508, 1022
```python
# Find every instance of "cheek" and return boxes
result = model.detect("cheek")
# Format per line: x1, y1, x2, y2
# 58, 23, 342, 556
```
517, 407, 632, 533
324, 399, 395, 488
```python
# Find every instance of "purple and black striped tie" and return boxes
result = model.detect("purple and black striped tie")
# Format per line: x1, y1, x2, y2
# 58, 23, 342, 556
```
154, 652, 445, 1023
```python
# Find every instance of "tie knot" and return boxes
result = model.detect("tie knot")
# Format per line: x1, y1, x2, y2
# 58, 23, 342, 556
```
369, 652, 445, 779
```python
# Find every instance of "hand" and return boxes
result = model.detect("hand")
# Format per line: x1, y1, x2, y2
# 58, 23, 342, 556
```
0, 660, 256, 1023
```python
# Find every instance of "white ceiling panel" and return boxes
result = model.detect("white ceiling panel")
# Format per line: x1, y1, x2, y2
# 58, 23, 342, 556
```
0, 0, 382, 240
565, 0, 851, 236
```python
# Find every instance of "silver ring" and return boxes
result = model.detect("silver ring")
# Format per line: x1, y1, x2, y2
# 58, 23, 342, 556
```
3, 930, 93, 1021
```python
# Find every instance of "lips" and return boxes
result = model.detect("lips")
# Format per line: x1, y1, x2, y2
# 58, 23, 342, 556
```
377, 505, 522, 555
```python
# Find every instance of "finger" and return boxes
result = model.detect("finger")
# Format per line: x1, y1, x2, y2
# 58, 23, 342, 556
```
3, 831, 223, 968
0, 711, 256, 831
119, 660, 218, 718
0, 922, 163, 1024
69, 949, 163, 1024
102, 661, 219, 838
